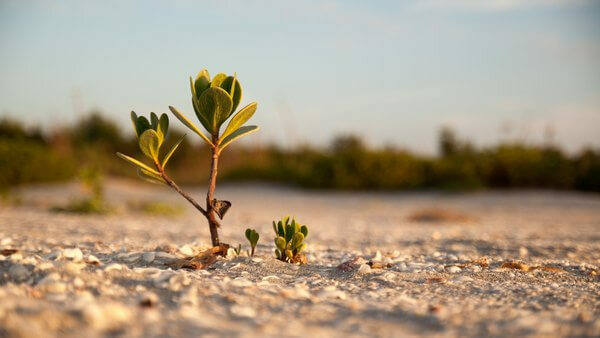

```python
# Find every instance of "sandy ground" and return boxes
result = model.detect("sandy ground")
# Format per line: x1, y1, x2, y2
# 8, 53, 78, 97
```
0, 179, 599, 337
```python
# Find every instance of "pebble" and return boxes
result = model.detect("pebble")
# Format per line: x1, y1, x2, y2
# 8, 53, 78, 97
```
230, 305, 256, 318
104, 263, 123, 272
63, 248, 83, 262
45, 282, 67, 293
179, 245, 195, 257
8, 264, 29, 281
373, 250, 383, 262
453, 276, 474, 283
319, 286, 347, 300
446, 266, 462, 273
252, 258, 263, 263
142, 252, 156, 264
155, 252, 177, 263
0, 237, 13, 246
83, 303, 132, 330
87, 255, 101, 265
357, 264, 371, 274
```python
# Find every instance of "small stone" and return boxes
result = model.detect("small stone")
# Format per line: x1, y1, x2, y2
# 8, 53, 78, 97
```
104, 263, 123, 272
453, 276, 474, 283
45, 282, 67, 293
446, 266, 461, 273
230, 305, 256, 318
0, 237, 13, 246
179, 245, 195, 257
155, 252, 177, 263
319, 286, 347, 300
550, 283, 559, 289
373, 250, 383, 262
519, 247, 529, 257
251, 258, 263, 263
83, 303, 132, 330
226, 248, 237, 259
123, 253, 141, 263
86, 255, 101, 265
63, 248, 83, 262
73, 277, 85, 288
142, 252, 156, 264
358, 264, 371, 274
8, 264, 29, 281
64, 262, 86, 274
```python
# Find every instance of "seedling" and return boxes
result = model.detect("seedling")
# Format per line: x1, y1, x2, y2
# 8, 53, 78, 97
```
272, 216, 308, 264
117, 69, 259, 247
245, 228, 259, 256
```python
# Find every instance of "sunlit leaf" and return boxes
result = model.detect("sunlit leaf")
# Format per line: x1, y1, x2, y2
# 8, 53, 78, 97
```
135, 115, 151, 137
194, 69, 210, 98
139, 129, 160, 161
197, 87, 232, 133
150, 112, 159, 130
116, 152, 159, 175
210, 73, 227, 88
157, 113, 169, 144
168, 106, 214, 147
220, 102, 257, 142
137, 168, 166, 185
219, 75, 242, 118
217, 125, 258, 153
161, 134, 185, 168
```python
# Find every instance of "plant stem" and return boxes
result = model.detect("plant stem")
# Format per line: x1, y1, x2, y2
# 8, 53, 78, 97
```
205, 144, 221, 247
159, 169, 207, 217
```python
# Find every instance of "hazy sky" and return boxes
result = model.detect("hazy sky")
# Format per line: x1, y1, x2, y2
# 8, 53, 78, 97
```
1, 0, 599, 154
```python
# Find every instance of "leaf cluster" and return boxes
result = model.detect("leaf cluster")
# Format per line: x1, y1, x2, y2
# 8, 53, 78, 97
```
273, 216, 308, 263
245, 228, 260, 256
169, 68, 258, 152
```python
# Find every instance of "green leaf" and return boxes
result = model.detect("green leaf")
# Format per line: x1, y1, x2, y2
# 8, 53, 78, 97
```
272, 221, 278, 235
157, 113, 169, 143
161, 134, 185, 168
292, 232, 304, 250
137, 168, 165, 185
251, 231, 259, 245
130, 111, 139, 136
197, 87, 233, 133
210, 73, 227, 88
300, 225, 308, 238
218, 125, 258, 153
285, 223, 294, 243
191, 95, 213, 133
134, 116, 151, 137
116, 152, 159, 175
245, 228, 252, 241
277, 221, 285, 238
150, 112, 159, 130
168, 106, 214, 147
194, 69, 210, 98
275, 236, 286, 251
221, 102, 257, 142
139, 129, 160, 161
219, 75, 242, 118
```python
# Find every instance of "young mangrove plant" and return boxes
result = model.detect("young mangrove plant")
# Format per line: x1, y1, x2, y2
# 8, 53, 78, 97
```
273, 216, 308, 264
245, 228, 260, 256
117, 69, 259, 247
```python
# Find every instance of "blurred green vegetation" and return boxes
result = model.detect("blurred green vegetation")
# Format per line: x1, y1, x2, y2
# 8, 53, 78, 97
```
1, 114, 599, 192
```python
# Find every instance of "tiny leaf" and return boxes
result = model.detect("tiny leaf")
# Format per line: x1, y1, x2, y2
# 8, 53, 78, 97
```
194, 69, 210, 98
197, 87, 233, 133
218, 125, 259, 153
116, 152, 160, 176
168, 106, 214, 147
135, 116, 151, 137
150, 112, 159, 130
210, 73, 227, 88
157, 113, 169, 143
137, 168, 165, 185
221, 102, 257, 141
161, 134, 185, 168
219, 75, 242, 118
139, 129, 160, 161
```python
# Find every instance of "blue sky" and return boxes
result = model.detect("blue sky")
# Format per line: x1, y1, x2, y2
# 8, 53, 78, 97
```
1, 0, 599, 153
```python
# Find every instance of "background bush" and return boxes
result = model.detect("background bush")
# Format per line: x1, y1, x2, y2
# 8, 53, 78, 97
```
1, 114, 599, 192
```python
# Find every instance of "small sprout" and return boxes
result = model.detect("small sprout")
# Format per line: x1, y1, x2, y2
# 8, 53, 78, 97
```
272, 216, 308, 264
245, 228, 259, 256
233, 244, 242, 255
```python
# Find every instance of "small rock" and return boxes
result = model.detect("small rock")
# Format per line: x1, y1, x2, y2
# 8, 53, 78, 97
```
104, 263, 123, 272
86, 255, 101, 265
319, 286, 347, 300
155, 252, 177, 263
8, 264, 29, 281
83, 303, 132, 330
45, 282, 67, 293
519, 247, 529, 257
142, 252, 156, 264
73, 277, 85, 288
453, 276, 474, 283
373, 250, 383, 262
230, 305, 256, 318
179, 245, 195, 257
63, 248, 83, 262
358, 264, 371, 274
123, 253, 141, 263
251, 258, 263, 263
446, 266, 461, 273
64, 262, 86, 274
0, 237, 13, 246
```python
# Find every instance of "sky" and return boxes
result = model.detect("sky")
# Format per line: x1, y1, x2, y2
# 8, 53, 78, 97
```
1, 0, 599, 154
